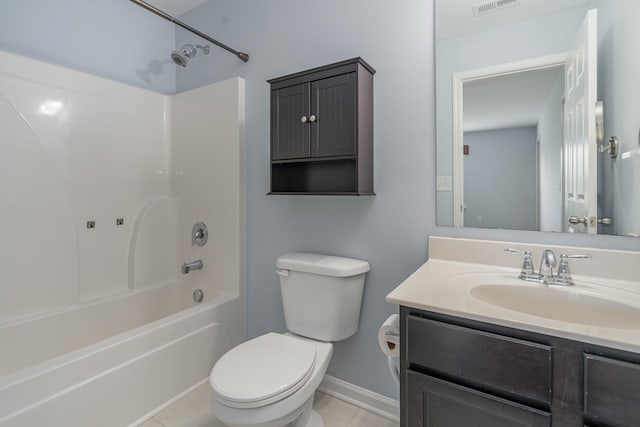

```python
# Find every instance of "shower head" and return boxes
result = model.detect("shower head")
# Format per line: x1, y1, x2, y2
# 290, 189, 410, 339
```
171, 44, 210, 67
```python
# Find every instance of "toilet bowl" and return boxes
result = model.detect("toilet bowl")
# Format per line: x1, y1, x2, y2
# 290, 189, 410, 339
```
209, 253, 369, 427
210, 333, 332, 427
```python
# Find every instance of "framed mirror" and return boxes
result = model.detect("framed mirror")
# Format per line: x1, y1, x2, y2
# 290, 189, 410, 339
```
435, 0, 640, 237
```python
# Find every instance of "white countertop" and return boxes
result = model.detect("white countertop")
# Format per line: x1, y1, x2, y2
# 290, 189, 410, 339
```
386, 236, 640, 353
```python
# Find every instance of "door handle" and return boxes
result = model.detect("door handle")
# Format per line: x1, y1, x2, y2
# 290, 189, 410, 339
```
568, 216, 587, 225
597, 217, 613, 226
568, 216, 612, 226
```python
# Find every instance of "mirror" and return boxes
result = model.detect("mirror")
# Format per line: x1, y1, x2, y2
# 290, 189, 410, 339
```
436, 0, 640, 237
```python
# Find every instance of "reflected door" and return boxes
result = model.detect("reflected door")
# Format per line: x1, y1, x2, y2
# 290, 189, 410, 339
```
563, 9, 598, 234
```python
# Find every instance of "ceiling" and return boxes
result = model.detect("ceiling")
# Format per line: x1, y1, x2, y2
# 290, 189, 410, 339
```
463, 66, 564, 133
144, 0, 208, 17
437, 0, 590, 40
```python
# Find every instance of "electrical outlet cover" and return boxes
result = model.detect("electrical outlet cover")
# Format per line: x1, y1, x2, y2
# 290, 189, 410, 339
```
437, 176, 452, 192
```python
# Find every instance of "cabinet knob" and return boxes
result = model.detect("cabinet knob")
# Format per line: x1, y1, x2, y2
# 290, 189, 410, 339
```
300, 115, 308, 123
309, 114, 317, 122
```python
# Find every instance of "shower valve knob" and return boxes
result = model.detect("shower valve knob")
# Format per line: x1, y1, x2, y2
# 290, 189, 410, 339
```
192, 222, 208, 246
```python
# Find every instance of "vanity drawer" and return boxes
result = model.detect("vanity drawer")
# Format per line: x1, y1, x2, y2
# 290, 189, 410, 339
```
407, 370, 551, 427
584, 354, 640, 426
407, 315, 553, 404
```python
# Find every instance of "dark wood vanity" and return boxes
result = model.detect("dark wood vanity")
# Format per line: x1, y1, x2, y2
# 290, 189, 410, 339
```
401, 306, 640, 427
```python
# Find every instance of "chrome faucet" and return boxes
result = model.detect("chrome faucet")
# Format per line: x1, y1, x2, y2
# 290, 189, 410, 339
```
182, 260, 203, 274
505, 248, 591, 286
539, 249, 557, 281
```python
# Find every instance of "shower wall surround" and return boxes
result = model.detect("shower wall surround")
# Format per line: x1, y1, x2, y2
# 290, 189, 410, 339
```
0, 49, 244, 324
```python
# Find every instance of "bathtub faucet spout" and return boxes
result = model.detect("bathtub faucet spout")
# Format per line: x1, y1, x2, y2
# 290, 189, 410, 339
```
182, 260, 203, 274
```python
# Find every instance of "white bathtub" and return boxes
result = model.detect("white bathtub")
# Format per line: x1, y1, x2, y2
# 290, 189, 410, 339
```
0, 52, 245, 427
0, 286, 242, 427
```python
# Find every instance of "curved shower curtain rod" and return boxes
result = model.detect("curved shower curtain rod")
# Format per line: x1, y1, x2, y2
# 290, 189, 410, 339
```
129, 0, 249, 62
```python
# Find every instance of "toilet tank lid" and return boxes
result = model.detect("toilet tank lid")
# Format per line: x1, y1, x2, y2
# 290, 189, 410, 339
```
277, 253, 370, 277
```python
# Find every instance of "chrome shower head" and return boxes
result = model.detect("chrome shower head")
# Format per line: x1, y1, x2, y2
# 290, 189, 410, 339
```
171, 44, 210, 67
171, 47, 191, 67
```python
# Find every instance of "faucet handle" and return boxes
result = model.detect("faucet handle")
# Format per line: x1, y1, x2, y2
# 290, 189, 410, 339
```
561, 254, 592, 259
556, 253, 592, 284
505, 248, 536, 279
504, 248, 529, 255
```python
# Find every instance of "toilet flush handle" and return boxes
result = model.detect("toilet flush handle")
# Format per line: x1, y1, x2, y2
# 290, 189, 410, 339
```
276, 269, 290, 278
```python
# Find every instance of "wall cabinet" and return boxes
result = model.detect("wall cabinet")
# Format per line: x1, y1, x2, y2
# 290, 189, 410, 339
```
268, 58, 375, 195
401, 306, 640, 427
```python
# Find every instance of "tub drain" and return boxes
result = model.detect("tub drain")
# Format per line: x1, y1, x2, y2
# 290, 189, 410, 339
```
193, 289, 204, 303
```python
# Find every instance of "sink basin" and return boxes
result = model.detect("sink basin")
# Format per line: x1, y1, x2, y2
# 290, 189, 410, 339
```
470, 284, 640, 328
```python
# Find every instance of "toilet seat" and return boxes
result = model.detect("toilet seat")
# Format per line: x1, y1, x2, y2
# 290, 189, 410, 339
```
210, 333, 316, 409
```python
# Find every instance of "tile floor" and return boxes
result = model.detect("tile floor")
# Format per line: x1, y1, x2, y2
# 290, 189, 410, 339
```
139, 383, 399, 427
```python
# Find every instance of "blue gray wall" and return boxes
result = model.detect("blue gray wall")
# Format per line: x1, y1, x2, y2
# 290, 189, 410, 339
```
0, 0, 176, 94
463, 127, 538, 230
595, 0, 640, 237
176, 0, 433, 400
1, 0, 640, 403
176, 0, 639, 402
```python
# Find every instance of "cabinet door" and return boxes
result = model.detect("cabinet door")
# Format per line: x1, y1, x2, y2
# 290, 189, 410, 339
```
310, 73, 356, 158
407, 371, 551, 427
584, 354, 640, 427
271, 83, 310, 160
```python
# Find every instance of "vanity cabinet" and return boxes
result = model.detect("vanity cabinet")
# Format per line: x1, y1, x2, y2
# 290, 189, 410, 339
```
268, 58, 374, 195
401, 306, 640, 427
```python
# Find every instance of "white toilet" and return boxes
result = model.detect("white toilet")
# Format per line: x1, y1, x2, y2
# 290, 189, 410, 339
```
209, 252, 370, 427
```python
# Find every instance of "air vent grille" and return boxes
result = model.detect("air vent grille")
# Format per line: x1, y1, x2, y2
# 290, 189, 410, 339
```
473, 0, 520, 17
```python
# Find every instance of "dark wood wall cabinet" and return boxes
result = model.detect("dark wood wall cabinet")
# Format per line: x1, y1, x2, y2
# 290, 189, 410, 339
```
401, 306, 640, 427
267, 58, 375, 195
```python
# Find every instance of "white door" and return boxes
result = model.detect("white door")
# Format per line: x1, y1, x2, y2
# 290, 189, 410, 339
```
563, 9, 598, 234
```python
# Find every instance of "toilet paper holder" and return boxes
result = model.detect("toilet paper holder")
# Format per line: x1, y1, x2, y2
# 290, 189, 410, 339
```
378, 314, 401, 386
384, 330, 399, 348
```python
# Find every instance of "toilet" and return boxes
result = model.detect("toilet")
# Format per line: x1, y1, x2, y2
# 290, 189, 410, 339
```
209, 252, 370, 427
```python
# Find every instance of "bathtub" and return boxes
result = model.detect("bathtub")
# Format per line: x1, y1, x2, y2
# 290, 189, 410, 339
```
0, 51, 245, 427
0, 284, 243, 427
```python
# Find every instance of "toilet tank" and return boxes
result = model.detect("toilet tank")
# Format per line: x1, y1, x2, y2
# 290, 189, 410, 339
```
276, 253, 370, 342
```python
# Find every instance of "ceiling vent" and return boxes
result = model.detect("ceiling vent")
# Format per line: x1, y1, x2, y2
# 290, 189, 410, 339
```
472, 0, 520, 17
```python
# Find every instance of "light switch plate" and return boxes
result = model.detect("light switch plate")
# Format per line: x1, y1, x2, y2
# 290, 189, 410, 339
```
437, 176, 452, 192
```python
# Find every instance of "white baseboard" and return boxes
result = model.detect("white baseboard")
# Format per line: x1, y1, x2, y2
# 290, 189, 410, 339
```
318, 375, 399, 423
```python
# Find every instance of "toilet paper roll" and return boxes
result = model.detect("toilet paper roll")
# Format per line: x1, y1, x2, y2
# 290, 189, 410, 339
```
378, 314, 400, 358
